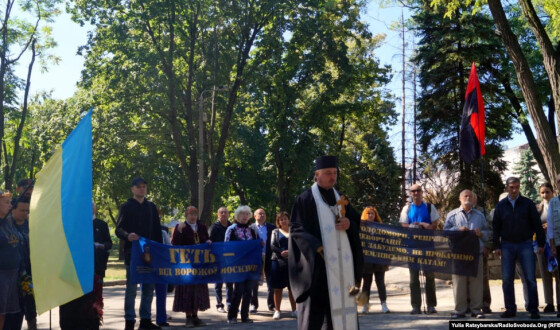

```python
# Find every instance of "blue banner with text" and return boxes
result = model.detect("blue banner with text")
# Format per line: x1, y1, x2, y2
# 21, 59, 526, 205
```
130, 238, 262, 284
360, 222, 480, 276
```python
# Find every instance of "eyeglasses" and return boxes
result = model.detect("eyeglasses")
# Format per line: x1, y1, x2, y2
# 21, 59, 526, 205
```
410, 189, 422, 193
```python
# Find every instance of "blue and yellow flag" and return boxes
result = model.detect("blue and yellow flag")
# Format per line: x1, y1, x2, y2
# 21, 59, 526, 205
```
29, 110, 93, 314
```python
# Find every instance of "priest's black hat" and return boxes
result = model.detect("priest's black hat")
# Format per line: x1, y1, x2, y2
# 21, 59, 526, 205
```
315, 155, 337, 170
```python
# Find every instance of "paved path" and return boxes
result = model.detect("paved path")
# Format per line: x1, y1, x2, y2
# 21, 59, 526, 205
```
33, 266, 559, 329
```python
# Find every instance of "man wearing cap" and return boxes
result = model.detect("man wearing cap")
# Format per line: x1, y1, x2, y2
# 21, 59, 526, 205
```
116, 177, 163, 330
289, 156, 363, 330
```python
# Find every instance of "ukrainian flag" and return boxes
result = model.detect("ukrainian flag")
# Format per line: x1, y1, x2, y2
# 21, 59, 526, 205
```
30, 110, 93, 314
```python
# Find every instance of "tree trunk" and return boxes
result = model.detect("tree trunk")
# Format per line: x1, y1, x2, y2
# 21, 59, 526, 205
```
487, 0, 560, 189
517, 0, 560, 146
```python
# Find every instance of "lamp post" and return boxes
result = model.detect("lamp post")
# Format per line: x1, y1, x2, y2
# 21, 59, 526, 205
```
198, 86, 228, 215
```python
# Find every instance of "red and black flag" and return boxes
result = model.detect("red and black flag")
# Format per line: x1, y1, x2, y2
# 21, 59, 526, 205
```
460, 63, 486, 164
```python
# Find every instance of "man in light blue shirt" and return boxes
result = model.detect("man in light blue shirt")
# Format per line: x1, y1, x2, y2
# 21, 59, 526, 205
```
249, 208, 276, 312
444, 189, 489, 319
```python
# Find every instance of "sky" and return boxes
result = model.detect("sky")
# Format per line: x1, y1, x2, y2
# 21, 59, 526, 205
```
18, 1, 527, 154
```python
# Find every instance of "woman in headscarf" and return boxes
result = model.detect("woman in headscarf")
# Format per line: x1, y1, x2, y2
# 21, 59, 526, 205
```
359, 206, 390, 314
172, 206, 211, 328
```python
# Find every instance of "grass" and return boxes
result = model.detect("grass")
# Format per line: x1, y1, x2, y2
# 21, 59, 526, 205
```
105, 255, 127, 281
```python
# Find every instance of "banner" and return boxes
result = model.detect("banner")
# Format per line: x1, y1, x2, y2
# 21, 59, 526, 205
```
130, 238, 262, 284
360, 222, 480, 277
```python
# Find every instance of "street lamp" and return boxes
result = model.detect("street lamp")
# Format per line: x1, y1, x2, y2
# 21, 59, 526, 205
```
198, 86, 228, 215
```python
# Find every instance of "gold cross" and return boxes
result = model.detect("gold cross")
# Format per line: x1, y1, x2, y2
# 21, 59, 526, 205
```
337, 195, 349, 218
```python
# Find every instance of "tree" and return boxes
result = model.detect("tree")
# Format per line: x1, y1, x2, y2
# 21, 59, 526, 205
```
0, 0, 61, 190
513, 149, 540, 201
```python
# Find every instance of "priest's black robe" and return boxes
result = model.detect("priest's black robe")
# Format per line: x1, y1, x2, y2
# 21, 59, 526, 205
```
288, 186, 363, 330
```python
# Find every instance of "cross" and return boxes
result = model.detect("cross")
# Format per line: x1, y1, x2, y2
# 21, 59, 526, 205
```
337, 195, 349, 218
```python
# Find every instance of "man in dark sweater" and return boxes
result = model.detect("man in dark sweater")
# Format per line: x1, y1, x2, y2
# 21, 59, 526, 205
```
208, 206, 233, 313
116, 177, 162, 330
493, 176, 545, 319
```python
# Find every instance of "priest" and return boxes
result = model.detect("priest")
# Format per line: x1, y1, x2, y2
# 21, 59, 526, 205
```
289, 155, 363, 330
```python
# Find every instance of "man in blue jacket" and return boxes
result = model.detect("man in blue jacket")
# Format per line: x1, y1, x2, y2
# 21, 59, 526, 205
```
493, 177, 545, 319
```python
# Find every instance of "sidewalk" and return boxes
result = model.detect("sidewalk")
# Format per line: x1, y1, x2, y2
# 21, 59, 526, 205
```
34, 266, 559, 329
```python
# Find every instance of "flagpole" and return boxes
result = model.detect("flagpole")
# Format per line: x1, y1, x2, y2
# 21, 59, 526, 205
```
479, 157, 486, 217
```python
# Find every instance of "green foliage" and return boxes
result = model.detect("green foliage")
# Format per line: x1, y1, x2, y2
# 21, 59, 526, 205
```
513, 149, 540, 202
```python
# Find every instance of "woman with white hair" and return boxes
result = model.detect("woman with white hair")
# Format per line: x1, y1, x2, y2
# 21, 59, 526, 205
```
224, 205, 260, 324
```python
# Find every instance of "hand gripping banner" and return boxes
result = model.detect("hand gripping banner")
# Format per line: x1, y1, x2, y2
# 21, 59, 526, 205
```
130, 238, 262, 284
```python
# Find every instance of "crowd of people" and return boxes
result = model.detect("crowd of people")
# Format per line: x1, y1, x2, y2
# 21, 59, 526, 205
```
2, 156, 560, 330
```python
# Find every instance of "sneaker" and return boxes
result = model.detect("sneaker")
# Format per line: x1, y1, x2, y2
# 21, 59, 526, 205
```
471, 312, 485, 319
125, 320, 136, 330
273, 311, 281, 320
381, 302, 390, 314
410, 307, 421, 315
544, 304, 555, 313
427, 306, 437, 314
500, 310, 516, 318
139, 319, 162, 329
291, 310, 297, 318
217, 307, 226, 313
249, 305, 257, 314
359, 303, 369, 314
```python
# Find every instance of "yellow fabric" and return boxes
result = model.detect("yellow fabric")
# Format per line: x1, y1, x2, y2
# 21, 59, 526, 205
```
29, 148, 82, 315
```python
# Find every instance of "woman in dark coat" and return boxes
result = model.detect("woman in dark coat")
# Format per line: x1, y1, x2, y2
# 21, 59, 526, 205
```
172, 206, 211, 328
359, 206, 390, 314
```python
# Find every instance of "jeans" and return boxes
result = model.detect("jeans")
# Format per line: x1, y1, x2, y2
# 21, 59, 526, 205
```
501, 240, 539, 313
409, 268, 436, 309
361, 271, 387, 303
125, 265, 155, 321
155, 283, 167, 324
215, 282, 234, 309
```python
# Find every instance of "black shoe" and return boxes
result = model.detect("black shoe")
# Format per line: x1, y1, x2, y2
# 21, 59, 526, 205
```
241, 318, 254, 323
427, 306, 437, 314
192, 316, 205, 327
125, 320, 136, 330
482, 307, 492, 314
410, 307, 421, 315
156, 322, 170, 327
268, 305, 275, 312
465, 307, 471, 314
227, 318, 237, 324
471, 312, 485, 319
500, 310, 516, 318
139, 319, 161, 329
531, 312, 540, 319
186, 316, 195, 328
544, 304, 555, 313
450, 313, 465, 319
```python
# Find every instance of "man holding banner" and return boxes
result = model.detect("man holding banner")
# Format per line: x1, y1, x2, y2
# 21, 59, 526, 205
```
289, 155, 363, 330
444, 189, 489, 319
116, 177, 162, 330
399, 183, 440, 314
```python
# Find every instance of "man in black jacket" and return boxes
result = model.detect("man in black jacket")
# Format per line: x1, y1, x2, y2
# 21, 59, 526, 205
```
493, 176, 545, 319
115, 177, 162, 330
208, 206, 233, 313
